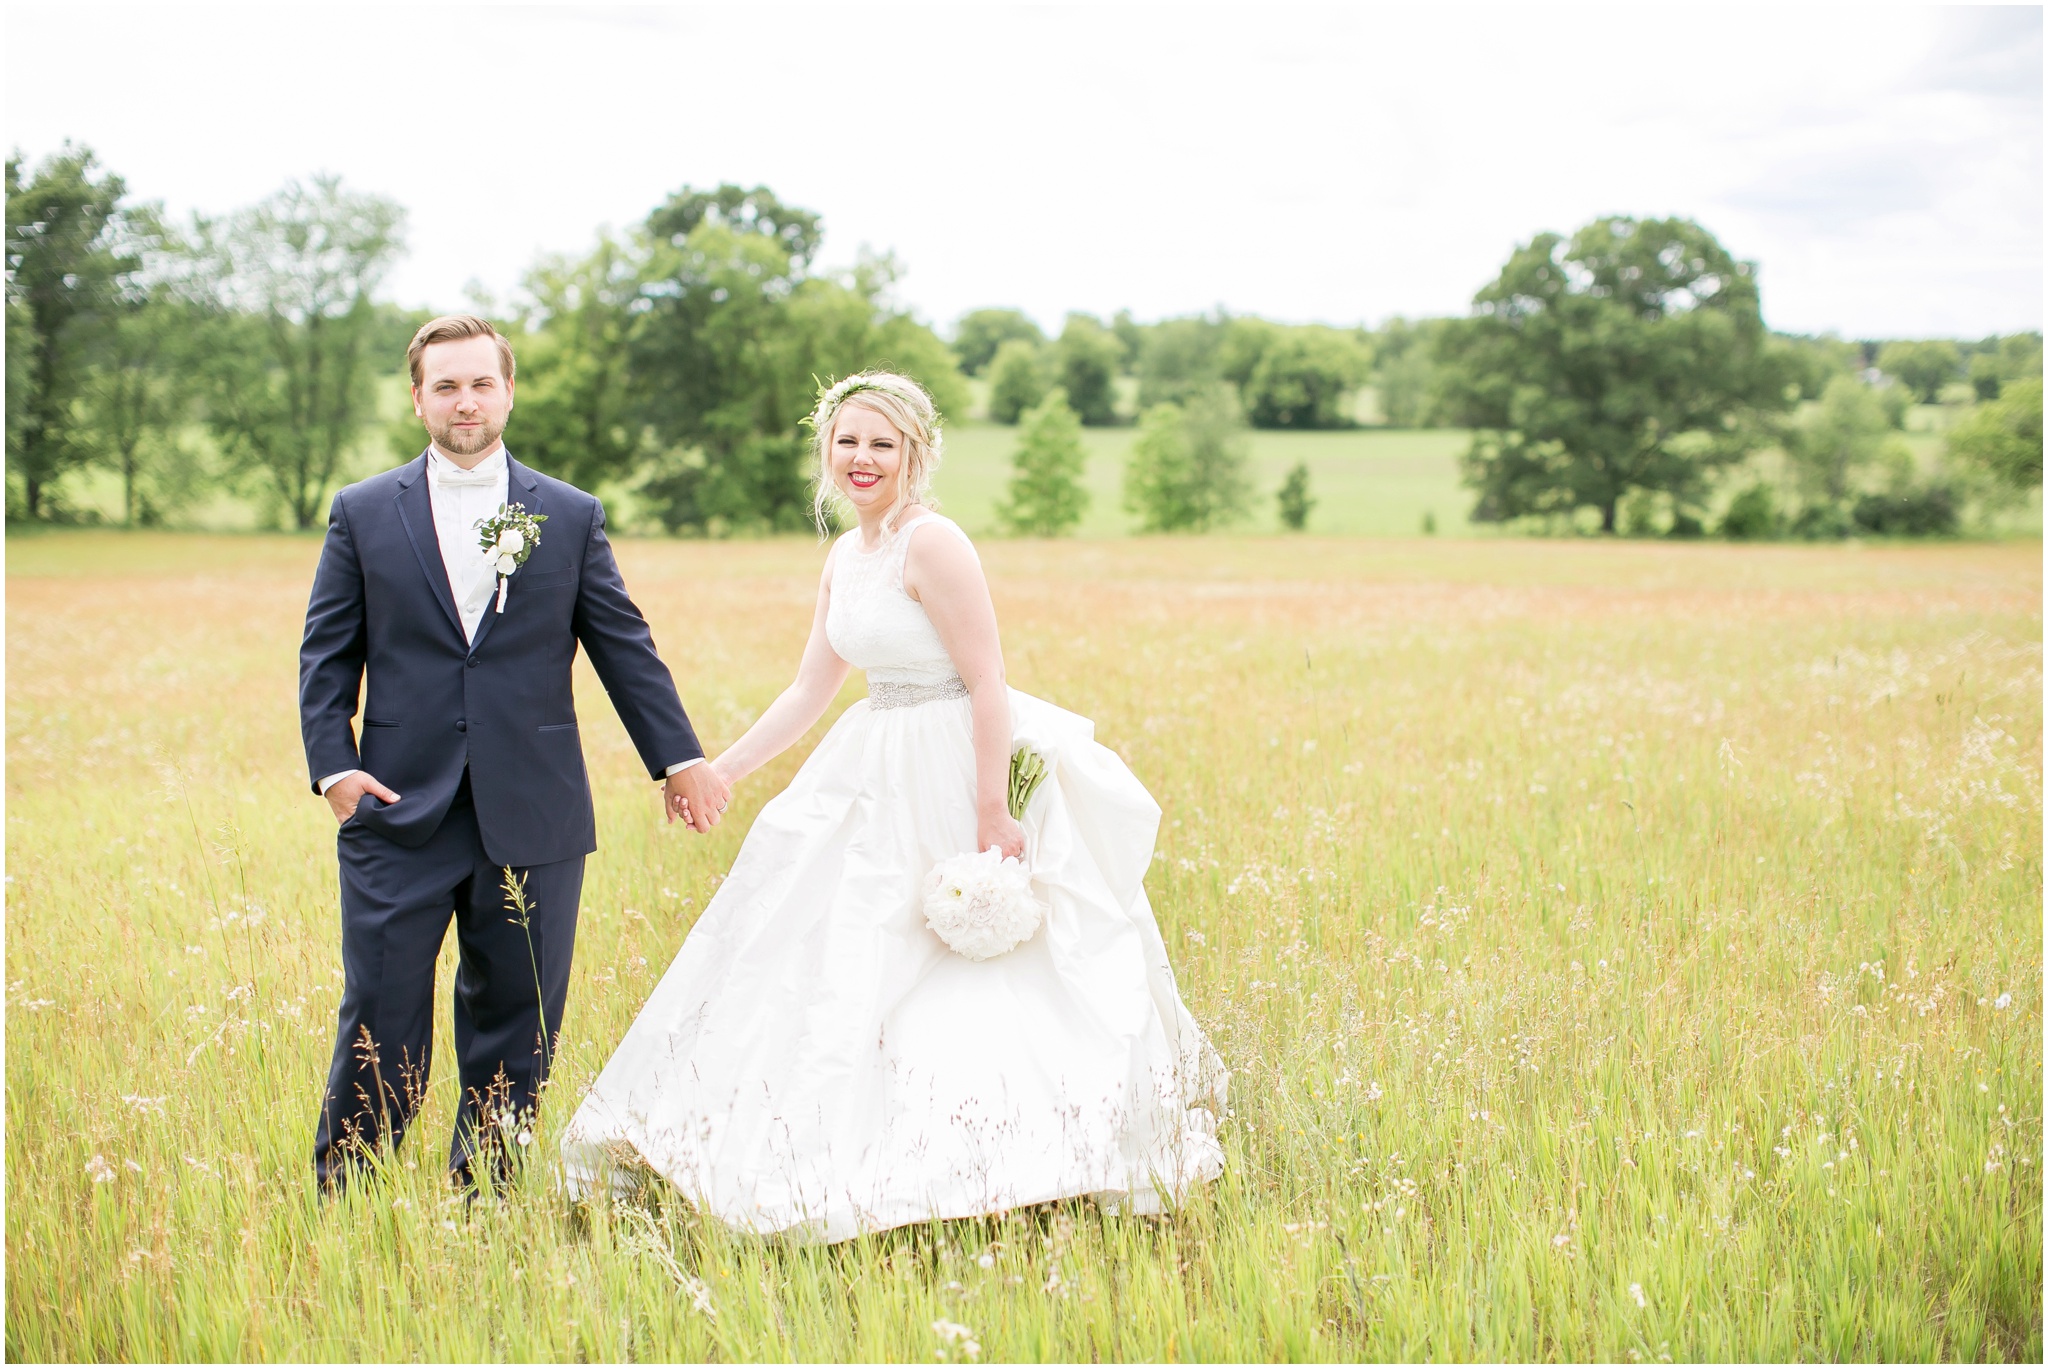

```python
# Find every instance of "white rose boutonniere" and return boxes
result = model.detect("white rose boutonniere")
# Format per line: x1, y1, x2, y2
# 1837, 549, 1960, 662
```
474, 503, 549, 613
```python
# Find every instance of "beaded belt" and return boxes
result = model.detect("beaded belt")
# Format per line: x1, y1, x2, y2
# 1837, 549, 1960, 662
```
869, 677, 970, 710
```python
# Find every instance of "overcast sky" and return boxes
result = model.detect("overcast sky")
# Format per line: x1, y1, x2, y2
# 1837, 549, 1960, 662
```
6, 3, 2040, 338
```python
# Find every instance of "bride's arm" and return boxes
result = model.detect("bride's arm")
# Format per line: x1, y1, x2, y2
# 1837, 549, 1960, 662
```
906, 525, 1024, 859
712, 549, 852, 786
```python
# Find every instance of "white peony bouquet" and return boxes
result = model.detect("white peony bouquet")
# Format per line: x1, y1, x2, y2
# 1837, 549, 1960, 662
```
921, 747, 1054, 960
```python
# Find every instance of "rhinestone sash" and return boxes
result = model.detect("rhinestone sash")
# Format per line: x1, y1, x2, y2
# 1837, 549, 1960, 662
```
869, 677, 969, 710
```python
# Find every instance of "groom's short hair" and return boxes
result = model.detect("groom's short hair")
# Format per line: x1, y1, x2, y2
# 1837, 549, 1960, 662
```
408, 315, 517, 389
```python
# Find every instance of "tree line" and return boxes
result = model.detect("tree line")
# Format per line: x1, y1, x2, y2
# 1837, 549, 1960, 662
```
8, 143, 2040, 538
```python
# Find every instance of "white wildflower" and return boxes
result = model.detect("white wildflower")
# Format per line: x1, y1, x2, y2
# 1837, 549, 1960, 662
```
976, 1251, 995, 1270
85, 1154, 115, 1183
1993, 992, 2012, 1010
1629, 1282, 1647, 1309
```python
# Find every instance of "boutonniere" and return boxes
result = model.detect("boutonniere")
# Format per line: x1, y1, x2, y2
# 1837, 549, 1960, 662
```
474, 503, 549, 613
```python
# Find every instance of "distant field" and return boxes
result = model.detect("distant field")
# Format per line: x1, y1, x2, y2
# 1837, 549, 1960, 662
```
936, 422, 1477, 538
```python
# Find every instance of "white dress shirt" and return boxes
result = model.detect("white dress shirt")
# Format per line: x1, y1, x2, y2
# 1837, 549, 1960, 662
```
317, 443, 699, 794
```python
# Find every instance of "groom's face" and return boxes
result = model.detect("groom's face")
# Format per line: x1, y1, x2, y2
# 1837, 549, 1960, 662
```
413, 335, 515, 460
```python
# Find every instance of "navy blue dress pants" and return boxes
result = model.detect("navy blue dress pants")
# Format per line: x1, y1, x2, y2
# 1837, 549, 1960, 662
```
313, 772, 585, 1188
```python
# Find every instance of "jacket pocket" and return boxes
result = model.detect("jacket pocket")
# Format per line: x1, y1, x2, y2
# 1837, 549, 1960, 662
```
520, 567, 576, 590
538, 722, 578, 733
362, 718, 400, 728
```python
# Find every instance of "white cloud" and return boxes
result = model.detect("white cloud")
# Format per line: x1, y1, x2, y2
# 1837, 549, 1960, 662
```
4, 3, 2037, 338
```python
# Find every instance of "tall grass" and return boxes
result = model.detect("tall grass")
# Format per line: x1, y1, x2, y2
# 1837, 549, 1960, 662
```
6, 531, 2040, 1361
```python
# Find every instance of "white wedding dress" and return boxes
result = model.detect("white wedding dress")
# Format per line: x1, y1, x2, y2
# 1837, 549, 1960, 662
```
560, 514, 1225, 1242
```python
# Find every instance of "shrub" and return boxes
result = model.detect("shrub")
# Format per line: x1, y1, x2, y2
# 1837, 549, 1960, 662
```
1719, 484, 1779, 540
1947, 377, 2043, 492
1123, 388, 1252, 532
1276, 461, 1315, 531
997, 389, 1089, 537
1852, 484, 1958, 537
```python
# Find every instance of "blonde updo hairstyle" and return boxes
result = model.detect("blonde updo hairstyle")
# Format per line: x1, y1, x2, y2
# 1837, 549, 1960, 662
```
807, 371, 944, 538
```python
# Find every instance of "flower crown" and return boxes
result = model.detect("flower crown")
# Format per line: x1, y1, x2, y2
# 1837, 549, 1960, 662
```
803, 373, 942, 444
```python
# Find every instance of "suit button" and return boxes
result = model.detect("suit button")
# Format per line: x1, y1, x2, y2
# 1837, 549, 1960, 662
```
467, 656, 479, 668
456, 720, 468, 733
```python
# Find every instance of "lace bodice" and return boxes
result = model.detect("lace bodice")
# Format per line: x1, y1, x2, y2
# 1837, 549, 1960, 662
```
825, 514, 976, 689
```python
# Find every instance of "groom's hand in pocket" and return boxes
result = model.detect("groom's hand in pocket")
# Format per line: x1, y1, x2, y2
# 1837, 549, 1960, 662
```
664, 763, 732, 834
325, 772, 400, 825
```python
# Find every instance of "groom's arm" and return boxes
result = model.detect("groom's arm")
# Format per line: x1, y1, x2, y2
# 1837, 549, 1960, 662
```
571, 499, 704, 779
300, 492, 369, 792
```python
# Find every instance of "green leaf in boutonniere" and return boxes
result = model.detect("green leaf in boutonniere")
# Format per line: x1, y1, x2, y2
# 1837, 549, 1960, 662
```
474, 503, 549, 613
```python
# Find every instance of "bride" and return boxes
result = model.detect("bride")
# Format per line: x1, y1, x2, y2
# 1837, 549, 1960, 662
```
560, 372, 1225, 1242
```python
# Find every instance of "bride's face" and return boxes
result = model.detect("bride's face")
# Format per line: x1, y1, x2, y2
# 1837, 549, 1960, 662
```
830, 402, 906, 515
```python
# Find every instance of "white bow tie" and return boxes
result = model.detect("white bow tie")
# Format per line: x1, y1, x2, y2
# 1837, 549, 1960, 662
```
433, 462, 500, 490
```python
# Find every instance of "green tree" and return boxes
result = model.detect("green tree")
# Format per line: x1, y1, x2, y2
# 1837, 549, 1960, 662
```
1276, 460, 1315, 530
1438, 216, 1792, 533
1947, 377, 2043, 491
986, 338, 1049, 423
79, 289, 200, 525
998, 388, 1089, 536
950, 308, 1042, 376
1136, 313, 1224, 407
1876, 339, 1962, 404
1111, 309, 1143, 371
1244, 327, 1367, 429
504, 231, 650, 491
1372, 317, 1447, 428
1783, 375, 1912, 528
6, 145, 152, 519
1122, 387, 1251, 532
194, 175, 406, 529
628, 187, 964, 532
1053, 314, 1122, 426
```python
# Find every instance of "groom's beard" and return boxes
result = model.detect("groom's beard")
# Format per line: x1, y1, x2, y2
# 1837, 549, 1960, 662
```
427, 412, 507, 457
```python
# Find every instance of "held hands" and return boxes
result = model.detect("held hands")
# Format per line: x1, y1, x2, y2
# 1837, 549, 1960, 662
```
326, 771, 399, 825
979, 807, 1025, 861
664, 762, 733, 834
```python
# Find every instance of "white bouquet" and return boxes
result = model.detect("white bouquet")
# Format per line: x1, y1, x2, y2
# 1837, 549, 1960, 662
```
921, 746, 1054, 960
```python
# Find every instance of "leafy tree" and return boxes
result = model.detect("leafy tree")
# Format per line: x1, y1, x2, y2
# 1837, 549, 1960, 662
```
1876, 339, 1961, 403
1438, 216, 1793, 533
193, 175, 406, 529
1947, 377, 2043, 491
504, 231, 649, 491
1122, 387, 1251, 532
986, 338, 1049, 424
1276, 460, 1315, 530
1136, 313, 1224, 407
1244, 327, 1367, 428
1053, 314, 1122, 426
5, 145, 152, 519
998, 388, 1089, 536
950, 308, 1041, 376
1215, 316, 1277, 388
626, 189, 965, 532
1110, 309, 1143, 371
1852, 482, 1957, 536
1783, 375, 1911, 523
1371, 317, 1447, 428
79, 289, 200, 525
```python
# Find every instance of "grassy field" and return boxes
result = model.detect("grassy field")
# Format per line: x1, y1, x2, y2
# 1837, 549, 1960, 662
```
6, 531, 2041, 1361
933, 423, 1478, 538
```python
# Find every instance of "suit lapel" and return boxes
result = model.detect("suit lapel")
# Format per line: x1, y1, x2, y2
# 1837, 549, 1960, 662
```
466, 456, 543, 656
393, 452, 467, 645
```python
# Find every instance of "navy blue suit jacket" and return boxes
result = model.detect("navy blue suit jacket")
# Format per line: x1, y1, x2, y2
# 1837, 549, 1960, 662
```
299, 451, 702, 867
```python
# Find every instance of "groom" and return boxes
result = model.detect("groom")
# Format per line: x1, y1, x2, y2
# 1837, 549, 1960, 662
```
299, 315, 731, 1190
